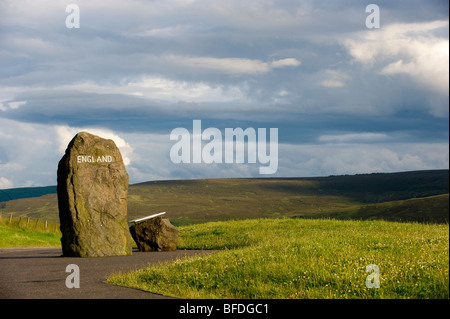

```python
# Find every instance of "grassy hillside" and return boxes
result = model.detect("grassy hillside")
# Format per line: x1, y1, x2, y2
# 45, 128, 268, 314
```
1, 170, 446, 300
301, 194, 449, 223
108, 218, 449, 299
0, 186, 56, 202
1, 170, 448, 225
0, 217, 61, 247
0, 193, 59, 222
127, 178, 362, 225
309, 169, 449, 202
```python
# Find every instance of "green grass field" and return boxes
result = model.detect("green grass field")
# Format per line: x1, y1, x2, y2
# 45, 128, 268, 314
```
1, 213, 448, 298
1, 171, 448, 299
0, 217, 61, 247
107, 218, 449, 299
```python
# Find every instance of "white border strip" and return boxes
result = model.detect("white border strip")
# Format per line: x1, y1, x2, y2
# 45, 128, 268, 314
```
129, 212, 166, 224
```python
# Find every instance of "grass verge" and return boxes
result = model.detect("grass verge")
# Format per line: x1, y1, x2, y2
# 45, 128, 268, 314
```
0, 217, 61, 247
108, 218, 449, 299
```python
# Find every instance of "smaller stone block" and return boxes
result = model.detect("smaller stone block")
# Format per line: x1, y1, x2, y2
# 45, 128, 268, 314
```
129, 217, 179, 252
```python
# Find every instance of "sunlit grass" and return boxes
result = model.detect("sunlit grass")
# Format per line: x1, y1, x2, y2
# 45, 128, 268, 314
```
0, 217, 61, 247
108, 218, 449, 299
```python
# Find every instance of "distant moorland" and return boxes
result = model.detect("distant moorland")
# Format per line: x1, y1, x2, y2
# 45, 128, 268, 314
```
0, 169, 448, 225
1, 169, 448, 299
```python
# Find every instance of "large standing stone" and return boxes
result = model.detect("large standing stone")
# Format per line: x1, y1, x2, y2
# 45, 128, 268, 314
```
129, 217, 179, 252
57, 131, 132, 257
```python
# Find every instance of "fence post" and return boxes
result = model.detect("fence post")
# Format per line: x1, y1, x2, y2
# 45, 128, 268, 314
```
18, 216, 22, 226
45, 220, 48, 230
26, 217, 30, 227
35, 218, 39, 229
9, 213, 13, 224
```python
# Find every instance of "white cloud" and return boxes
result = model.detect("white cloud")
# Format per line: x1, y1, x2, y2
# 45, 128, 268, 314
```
122, 76, 246, 102
343, 20, 449, 99
277, 142, 449, 177
0, 1, 448, 187
318, 133, 389, 144
0, 116, 448, 188
319, 80, 345, 88
0, 118, 58, 188
379, 36, 448, 95
14, 76, 246, 104
167, 55, 300, 75
123, 131, 449, 182
0, 118, 139, 187
0, 177, 13, 189
55, 125, 134, 166
316, 69, 349, 88
0, 100, 27, 111
8, 100, 27, 109
270, 58, 301, 68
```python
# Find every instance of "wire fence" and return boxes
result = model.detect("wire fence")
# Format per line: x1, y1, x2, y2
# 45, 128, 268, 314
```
0, 212, 60, 234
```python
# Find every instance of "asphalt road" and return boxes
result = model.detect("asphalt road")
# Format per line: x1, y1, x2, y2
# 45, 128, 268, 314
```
0, 247, 210, 299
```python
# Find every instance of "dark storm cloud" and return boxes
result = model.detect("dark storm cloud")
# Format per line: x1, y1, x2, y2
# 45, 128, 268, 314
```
0, 0, 448, 187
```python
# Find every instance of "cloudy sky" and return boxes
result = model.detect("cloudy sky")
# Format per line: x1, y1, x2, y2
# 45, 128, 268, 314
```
0, 0, 448, 188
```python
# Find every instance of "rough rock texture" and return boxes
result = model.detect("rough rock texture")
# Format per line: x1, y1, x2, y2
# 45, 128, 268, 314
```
57, 131, 132, 257
129, 217, 179, 252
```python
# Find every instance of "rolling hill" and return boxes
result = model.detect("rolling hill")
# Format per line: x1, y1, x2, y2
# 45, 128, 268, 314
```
0, 185, 56, 202
299, 193, 449, 223
0, 169, 448, 225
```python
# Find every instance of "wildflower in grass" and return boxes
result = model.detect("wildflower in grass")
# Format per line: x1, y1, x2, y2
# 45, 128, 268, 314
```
108, 218, 449, 299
